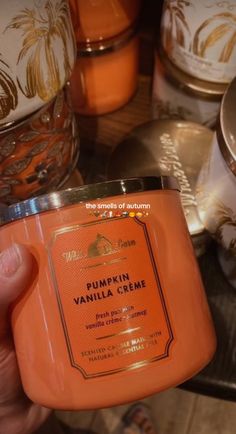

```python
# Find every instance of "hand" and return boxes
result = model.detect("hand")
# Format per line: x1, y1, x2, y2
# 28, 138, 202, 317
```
0, 244, 50, 434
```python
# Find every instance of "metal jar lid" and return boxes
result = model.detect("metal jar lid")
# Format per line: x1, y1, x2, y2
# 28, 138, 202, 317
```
159, 46, 227, 101
107, 120, 214, 256
217, 77, 236, 176
77, 26, 138, 57
0, 176, 179, 226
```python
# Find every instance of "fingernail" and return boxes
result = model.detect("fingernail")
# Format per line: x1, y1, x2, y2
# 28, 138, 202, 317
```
0, 244, 22, 277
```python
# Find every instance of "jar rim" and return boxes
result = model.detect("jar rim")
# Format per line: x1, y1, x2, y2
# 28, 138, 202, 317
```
0, 176, 180, 226
77, 25, 138, 57
158, 46, 227, 100
0, 93, 58, 133
217, 78, 236, 176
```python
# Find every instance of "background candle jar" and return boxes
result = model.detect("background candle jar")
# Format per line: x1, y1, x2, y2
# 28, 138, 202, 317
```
0, 0, 76, 128
0, 177, 216, 410
196, 77, 236, 257
152, 48, 226, 128
69, 0, 141, 44
218, 246, 236, 289
0, 87, 79, 204
69, 28, 139, 115
107, 120, 213, 257
161, 0, 236, 83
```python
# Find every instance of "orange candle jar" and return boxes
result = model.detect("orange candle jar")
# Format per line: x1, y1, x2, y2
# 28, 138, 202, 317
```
0, 88, 79, 204
69, 29, 139, 115
69, 0, 141, 43
0, 177, 216, 410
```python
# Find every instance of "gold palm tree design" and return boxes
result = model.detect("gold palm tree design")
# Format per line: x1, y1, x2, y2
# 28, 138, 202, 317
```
162, 0, 191, 53
7, 0, 75, 101
193, 12, 236, 61
0, 58, 18, 120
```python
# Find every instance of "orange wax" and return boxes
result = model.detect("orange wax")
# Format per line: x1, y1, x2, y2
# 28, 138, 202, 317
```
69, 0, 141, 43
69, 31, 139, 115
0, 177, 216, 410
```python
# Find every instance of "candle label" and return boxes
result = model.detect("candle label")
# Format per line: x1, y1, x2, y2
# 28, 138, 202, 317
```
48, 216, 174, 378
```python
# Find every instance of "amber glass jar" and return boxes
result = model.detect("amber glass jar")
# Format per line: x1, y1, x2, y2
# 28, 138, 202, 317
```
69, 28, 139, 115
0, 177, 216, 410
69, 0, 141, 43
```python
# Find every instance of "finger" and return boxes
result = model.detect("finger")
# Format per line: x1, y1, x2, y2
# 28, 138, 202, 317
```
0, 244, 33, 336
0, 244, 33, 405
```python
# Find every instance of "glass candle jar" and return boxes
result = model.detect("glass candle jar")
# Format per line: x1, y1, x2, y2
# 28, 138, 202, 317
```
161, 0, 236, 83
0, 0, 76, 127
0, 177, 216, 410
0, 88, 79, 204
107, 120, 214, 257
69, 0, 141, 43
196, 77, 236, 256
69, 28, 139, 115
62, 168, 84, 189
152, 48, 226, 128
218, 246, 236, 289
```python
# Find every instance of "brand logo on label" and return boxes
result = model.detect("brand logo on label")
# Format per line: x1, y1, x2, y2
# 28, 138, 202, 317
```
62, 232, 136, 262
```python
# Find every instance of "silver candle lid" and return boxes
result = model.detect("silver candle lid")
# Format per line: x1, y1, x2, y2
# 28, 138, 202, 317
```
108, 120, 214, 256
0, 176, 179, 226
217, 77, 236, 176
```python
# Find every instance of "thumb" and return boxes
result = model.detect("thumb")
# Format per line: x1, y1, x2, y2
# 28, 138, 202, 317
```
0, 244, 33, 336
